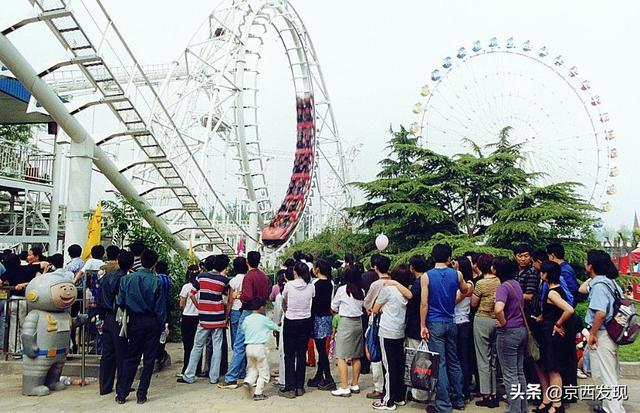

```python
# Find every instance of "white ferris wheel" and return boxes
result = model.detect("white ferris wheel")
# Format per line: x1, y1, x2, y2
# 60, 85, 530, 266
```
410, 37, 617, 211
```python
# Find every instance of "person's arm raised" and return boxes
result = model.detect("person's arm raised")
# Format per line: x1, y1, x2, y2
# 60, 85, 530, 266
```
384, 279, 412, 299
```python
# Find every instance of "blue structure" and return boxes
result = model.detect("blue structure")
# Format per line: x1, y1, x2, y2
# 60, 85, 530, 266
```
0, 76, 52, 123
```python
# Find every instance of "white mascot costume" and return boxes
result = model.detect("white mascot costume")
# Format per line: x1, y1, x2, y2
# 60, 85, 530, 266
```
21, 274, 77, 396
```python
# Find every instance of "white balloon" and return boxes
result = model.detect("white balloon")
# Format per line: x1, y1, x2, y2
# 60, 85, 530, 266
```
375, 233, 389, 251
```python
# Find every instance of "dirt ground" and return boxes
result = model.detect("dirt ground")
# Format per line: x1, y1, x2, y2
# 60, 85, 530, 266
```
0, 342, 638, 413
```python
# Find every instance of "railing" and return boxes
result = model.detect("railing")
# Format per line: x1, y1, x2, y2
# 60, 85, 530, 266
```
0, 138, 54, 185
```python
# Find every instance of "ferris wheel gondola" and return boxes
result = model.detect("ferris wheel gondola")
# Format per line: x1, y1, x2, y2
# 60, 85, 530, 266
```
411, 37, 617, 210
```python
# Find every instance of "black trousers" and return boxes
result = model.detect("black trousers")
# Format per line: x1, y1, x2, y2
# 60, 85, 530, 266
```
313, 337, 333, 382
456, 321, 473, 397
180, 315, 199, 374
360, 313, 371, 373
560, 332, 578, 391
220, 328, 229, 377
116, 315, 161, 400
99, 313, 125, 395
380, 337, 406, 407
283, 317, 312, 391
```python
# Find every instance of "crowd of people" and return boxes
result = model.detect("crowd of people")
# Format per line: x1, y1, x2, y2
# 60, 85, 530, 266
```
0, 242, 172, 404
169, 242, 628, 413
0, 240, 630, 413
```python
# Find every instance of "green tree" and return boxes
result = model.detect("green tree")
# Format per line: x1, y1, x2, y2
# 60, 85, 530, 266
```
297, 124, 598, 268
486, 182, 598, 263
348, 126, 456, 252
284, 226, 373, 263
442, 127, 535, 236
390, 233, 511, 268
349, 126, 536, 251
101, 194, 187, 341
0, 124, 33, 144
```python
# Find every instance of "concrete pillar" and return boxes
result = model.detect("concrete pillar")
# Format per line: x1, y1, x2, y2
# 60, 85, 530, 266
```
62, 138, 93, 254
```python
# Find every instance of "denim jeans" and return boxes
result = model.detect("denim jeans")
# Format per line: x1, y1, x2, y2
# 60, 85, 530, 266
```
496, 327, 527, 413
229, 309, 242, 348
428, 321, 464, 413
224, 309, 250, 382
182, 326, 224, 384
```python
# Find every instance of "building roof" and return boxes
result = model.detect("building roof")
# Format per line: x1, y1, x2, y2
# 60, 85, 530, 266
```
0, 77, 52, 124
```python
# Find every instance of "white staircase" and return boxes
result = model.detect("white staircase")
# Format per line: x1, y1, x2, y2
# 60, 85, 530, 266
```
9, 0, 237, 255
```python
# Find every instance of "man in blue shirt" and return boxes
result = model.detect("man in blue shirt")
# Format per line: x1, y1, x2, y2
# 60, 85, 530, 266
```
420, 244, 473, 413
115, 249, 165, 405
547, 243, 578, 304
579, 249, 626, 413
98, 251, 133, 396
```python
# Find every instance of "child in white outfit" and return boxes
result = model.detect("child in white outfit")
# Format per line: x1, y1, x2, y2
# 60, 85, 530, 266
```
242, 298, 279, 400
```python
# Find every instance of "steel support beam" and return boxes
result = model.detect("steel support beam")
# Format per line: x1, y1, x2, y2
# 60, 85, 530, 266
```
0, 32, 188, 256
48, 135, 62, 254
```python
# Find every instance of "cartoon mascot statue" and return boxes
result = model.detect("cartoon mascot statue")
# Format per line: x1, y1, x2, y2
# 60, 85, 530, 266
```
22, 274, 77, 396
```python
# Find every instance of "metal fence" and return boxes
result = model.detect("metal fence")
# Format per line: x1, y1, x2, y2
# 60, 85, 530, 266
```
0, 138, 54, 185
1, 285, 99, 363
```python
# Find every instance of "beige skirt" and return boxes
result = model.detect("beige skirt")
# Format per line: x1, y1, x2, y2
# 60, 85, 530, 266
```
335, 316, 364, 359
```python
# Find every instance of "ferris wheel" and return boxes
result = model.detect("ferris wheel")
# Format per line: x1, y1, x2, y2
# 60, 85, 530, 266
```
410, 37, 617, 211
153, 0, 352, 251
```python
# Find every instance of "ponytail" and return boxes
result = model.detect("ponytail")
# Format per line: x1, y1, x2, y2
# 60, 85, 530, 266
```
294, 261, 311, 284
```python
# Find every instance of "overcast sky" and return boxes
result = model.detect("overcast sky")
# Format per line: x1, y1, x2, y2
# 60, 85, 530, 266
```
5, 0, 639, 230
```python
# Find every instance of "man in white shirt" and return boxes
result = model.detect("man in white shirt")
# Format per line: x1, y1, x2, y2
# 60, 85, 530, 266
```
64, 244, 84, 279
74, 245, 105, 285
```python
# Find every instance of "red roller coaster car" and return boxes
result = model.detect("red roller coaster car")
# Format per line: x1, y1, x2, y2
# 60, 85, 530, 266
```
262, 96, 315, 246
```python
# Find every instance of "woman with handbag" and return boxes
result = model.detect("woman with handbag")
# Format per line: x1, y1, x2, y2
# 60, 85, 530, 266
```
535, 261, 575, 413
493, 257, 528, 413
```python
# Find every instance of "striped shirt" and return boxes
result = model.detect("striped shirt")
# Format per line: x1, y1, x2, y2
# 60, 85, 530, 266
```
514, 265, 540, 315
192, 271, 229, 329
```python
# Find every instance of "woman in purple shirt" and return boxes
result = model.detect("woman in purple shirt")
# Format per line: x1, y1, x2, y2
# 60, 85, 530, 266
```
493, 257, 528, 413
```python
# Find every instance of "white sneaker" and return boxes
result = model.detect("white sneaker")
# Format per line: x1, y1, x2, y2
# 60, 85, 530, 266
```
350, 385, 361, 394
372, 401, 397, 411
331, 387, 352, 397
577, 369, 588, 379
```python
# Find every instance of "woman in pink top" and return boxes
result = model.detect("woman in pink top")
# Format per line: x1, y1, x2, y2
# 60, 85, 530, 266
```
280, 262, 315, 398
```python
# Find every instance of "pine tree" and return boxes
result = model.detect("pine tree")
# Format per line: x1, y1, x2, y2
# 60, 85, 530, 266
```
348, 126, 456, 252
486, 182, 598, 262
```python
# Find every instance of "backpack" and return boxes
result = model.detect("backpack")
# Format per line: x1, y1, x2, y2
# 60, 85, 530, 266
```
597, 282, 640, 346
365, 314, 382, 362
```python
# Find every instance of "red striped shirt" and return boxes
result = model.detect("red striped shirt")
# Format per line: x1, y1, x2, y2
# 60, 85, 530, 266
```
192, 271, 229, 329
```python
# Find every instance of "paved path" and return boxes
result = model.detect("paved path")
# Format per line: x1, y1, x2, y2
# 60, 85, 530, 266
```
0, 343, 638, 413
